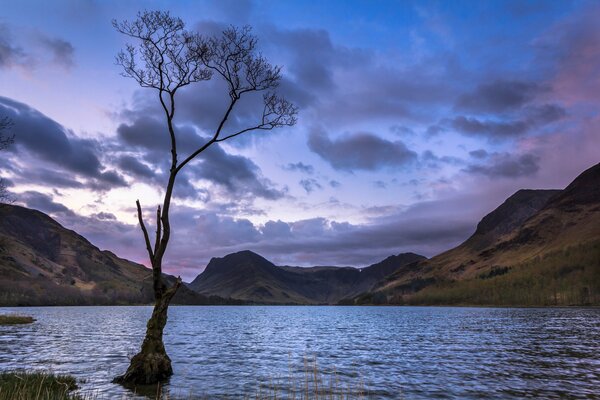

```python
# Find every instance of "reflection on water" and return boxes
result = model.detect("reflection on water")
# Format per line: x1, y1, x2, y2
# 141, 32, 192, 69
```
0, 306, 599, 399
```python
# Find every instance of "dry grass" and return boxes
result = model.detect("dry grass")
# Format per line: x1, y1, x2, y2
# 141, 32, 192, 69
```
0, 371, 84, 400
247, 356, 369, 400
0, 358, 369, 400
0, 314, 35, 325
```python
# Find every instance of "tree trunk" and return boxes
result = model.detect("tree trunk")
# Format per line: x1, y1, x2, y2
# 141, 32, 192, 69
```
113, 278, 181, 385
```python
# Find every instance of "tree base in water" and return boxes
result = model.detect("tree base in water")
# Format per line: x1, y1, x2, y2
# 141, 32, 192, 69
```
112, 350, 173, 385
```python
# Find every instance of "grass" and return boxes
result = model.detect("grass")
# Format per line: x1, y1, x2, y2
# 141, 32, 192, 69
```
0, 314, 35, 325
0, 371, 84, 400
404, 240, 600, 306
0, 359, 369, 400
247, 356, 369, 400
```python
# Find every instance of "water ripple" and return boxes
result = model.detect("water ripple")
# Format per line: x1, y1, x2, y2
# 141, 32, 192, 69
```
0, 306, 599, 399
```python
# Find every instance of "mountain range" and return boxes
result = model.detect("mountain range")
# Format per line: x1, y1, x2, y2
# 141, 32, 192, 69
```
0, 162, 598, 306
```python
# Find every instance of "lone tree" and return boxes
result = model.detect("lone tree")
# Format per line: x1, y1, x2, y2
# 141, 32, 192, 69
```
111, 11, 296, 385
0, 117, 14, 203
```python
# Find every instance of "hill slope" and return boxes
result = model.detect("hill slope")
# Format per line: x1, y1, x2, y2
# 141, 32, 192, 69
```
0, 204, 232, 306
363, 162, 600, 306
189, 250, 425, 304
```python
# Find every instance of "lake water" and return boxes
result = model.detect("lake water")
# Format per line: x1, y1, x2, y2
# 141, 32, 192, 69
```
0, 306, 599, 399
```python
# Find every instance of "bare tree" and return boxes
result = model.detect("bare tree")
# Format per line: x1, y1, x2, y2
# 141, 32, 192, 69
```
0, 117, 14, 203
111, 11, 297, 385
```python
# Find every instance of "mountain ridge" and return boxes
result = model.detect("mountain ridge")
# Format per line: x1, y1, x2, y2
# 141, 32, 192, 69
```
359, 162, 600, 306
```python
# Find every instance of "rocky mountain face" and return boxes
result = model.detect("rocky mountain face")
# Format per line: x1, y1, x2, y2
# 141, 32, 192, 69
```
0, 205, 233, 306
361, 162, 600, 306
189, 250, 425, 304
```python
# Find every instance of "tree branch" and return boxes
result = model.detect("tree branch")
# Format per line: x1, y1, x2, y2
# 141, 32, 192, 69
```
136, 200, 155, 262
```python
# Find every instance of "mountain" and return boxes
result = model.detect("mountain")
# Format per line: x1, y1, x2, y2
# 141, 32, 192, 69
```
0, 204, 235, 306
189, 250, 425, 304
360, 162, 600, 306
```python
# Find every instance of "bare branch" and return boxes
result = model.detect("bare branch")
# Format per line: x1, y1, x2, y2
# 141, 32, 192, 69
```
154, 205, 162, 255
136, 200, 155, 261
113, 11, 212, 95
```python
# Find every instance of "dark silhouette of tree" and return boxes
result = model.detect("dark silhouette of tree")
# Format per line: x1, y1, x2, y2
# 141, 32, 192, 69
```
111, 11, 297, 385
0, 117, 14, 203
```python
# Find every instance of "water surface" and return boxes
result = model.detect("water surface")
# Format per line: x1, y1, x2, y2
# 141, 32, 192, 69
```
0, 306, 599, 399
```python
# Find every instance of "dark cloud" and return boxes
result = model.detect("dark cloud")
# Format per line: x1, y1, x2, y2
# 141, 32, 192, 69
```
150, 194, 483, 277
299, 178, 322, 194
0, 96, 126, 191
283, 162, 314, 174
469, 149, 489, 159
37, 35, 75, 69
0, 24, 75, 70
116, 117, 202, 155
449, 115, 529, 138
261, 220, 292, 239
114, 112, 284, 201
117, 155, 155, 179
421, 150, 464, 168
91, 212, 117, 220
465, 153, 540, 178
329, 180, 341, 188
455, 80, 546, 113
18, 191, 74, 215
447, 104, 565, 139
0, 24, 28, 69
194, 144, 285, 200
308, 130, 417, 171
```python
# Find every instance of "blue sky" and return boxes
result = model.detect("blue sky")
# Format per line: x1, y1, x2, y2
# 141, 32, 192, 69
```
1, 0, 599, 280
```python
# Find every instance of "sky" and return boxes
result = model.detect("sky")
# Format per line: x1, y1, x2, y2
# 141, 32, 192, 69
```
0, 0, 599, 281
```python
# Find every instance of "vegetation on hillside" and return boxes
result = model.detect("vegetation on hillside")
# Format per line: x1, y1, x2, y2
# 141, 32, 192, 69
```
392, 240, 600, 306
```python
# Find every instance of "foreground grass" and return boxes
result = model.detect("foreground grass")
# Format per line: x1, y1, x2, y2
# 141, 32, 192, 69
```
0, 315, 35, 325
0, 360, 369, 400
0, 371, 83, 400
247, 357, 369, 400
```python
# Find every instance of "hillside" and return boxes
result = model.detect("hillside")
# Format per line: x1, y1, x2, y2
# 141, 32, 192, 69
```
0, 204, 235, 306
189, 250, 425, 304
360, 162, 600, 306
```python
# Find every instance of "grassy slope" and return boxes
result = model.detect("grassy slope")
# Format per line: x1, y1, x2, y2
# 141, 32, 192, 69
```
0, 205, 233, 306
363, 163, 600, 306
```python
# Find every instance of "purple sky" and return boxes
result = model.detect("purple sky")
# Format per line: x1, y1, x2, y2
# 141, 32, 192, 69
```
1, 0, 599, 281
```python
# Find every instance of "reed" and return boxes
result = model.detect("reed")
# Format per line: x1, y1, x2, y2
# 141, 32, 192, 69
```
0, 314, 35, 325
248, 356, 369, 400
0, 371, 84, 400
0, 359, 369, 400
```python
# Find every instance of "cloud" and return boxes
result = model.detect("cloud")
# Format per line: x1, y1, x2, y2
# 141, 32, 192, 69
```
447, 104, 565, 139
455, 80, 546, 113
469, 149, 488, 159
534, 3, 600, 104
193, 144, 285, 200
465, 153, 540, 178
0, 23, 75, 70
0, 24, 28, 69
0, 96, 126, 190
117, 155, 155, 179
283, 162, 314, 174
299, 178, 322, 193
18, 191, 74, 215
36, 35, 75, 69
115, 115, 283, 200
308, 130, 417, 171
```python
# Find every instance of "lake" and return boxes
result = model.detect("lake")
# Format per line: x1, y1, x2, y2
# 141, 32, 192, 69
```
0, 306, 599, 399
